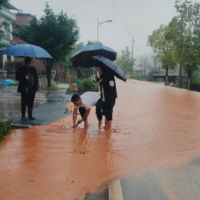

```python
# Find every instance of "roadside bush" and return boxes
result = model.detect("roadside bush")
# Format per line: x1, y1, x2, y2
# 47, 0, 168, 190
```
147, 70, 161, 81
9, 82, 19, 86
44, 84, 58, 90
0, 120, 12, 142
78, 78, 99, 92
191, 70, 200, 85
132, 75, 148, 81
190, 70, 200, 91
66, 85, 73, 94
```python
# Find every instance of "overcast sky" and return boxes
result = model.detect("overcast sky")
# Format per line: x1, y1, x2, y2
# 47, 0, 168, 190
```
9, 0, 198, 57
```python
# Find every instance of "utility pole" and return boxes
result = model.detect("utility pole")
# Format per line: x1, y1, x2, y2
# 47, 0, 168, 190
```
97, 19, 99, 43
97, 19, 113, 43
131, 38, 135, 59
130, 38, 135, 78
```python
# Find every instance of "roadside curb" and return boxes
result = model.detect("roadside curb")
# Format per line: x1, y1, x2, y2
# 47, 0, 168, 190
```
11, 124, 33, 128
109, 180, 123, 200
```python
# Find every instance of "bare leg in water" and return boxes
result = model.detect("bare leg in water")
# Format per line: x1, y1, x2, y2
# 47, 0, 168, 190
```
104, 118, 108, 129
98, 120, 102, 129
107, 120, 112, 131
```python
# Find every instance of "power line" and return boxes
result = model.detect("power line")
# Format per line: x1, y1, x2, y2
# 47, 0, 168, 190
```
111, 0, 133, 39
61, 0, 174, 8
103, 0, 131, 42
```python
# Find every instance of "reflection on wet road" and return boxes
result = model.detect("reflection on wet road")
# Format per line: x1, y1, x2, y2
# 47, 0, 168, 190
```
1, 80, 200, 200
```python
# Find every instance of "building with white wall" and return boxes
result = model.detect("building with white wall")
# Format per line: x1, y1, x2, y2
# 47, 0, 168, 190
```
0, 3, 18, 70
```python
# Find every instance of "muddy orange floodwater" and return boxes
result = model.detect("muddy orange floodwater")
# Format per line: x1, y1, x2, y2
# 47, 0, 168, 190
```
1, 79, 200, 200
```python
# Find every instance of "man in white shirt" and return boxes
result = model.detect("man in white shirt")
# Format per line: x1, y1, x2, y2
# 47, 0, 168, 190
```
71, 92, 102, 128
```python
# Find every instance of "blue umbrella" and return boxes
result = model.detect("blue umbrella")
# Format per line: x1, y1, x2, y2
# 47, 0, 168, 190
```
1, 44, 53, 59
93, 55, 126, 82
70, 44, 117, 68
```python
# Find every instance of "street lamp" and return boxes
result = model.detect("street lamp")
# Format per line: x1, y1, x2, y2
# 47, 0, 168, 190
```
97, 19, 113, 43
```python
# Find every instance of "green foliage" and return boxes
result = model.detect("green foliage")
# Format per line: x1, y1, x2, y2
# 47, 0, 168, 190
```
77, 68, 86, 78
148, 25, 176, 70
78, 78, 99, 92
13, 3, 79, 87
0, 0, 7, 7
147, 70, 161, 81
44, 84, 58, 90
166, 0, 200, 87
154, 78, 164, 83
8, 82, 19, 86
191, 70, 200, 85
64, 41, 102, 78
86, 40, 103, 46
0, 120, 12, 142
116, 46, 135, 73
66, 85, 73, 94
132, 76, 148, 81
0, 82, 18, 86
64, 42, 84, 69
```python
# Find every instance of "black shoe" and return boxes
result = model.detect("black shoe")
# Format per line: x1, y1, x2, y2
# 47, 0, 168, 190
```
22, 117, 28, 121
28, 116, 35, 120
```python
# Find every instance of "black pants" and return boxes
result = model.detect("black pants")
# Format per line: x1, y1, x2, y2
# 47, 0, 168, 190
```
79, 98, 103, 121
21, 87, 36, 117
102, 100, 115, 121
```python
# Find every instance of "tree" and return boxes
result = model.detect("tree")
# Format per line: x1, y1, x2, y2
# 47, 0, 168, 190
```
116, 46, 134, 77
148, 25, 176, 85
13, 3, 79, 87
64, 40, 103, 79
86, 40, 102, 46
166, 0, 200, 89
64, 42, 84, 69
0, 0, 7, 5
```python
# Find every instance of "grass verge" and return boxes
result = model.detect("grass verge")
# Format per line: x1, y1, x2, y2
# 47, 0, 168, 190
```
0, 120, 13, 142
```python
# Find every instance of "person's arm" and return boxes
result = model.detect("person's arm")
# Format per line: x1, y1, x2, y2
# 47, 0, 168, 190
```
16, 67, 28, 82
73, 107, 78, 127
95, 75, 100, 82
78, 108, 91, 124
16, 68, 22, 81
100, 73, 115, 87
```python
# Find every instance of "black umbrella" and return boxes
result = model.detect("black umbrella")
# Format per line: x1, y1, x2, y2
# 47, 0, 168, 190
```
93, 55, 126, 82
70, 44, 117, 68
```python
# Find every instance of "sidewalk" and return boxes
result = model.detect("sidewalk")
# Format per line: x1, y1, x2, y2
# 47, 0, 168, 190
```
0, 83, 70, 125
12, 93, 72, 126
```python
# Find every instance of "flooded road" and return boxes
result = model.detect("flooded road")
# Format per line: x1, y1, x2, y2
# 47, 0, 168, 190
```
1, 80, 200, 200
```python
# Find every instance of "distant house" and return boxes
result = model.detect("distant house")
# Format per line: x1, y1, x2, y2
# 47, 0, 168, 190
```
151, 55, 159, 68
151, 55, 163, 71
0, 2, 18, 69
13, 11, 33, 44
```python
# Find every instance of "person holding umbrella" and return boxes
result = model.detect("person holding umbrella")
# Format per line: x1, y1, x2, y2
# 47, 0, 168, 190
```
16, 57, 38, 121
96, 62, 117, 131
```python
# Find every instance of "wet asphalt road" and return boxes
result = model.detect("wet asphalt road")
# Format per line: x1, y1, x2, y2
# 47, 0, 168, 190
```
1, 80, 200, 200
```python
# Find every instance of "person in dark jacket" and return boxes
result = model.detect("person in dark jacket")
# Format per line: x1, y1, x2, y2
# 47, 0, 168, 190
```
16, 57, 38, 121
96, 62, 117, 131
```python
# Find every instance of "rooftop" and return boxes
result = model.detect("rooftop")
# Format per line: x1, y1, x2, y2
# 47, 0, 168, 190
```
3, 2, 18, 11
